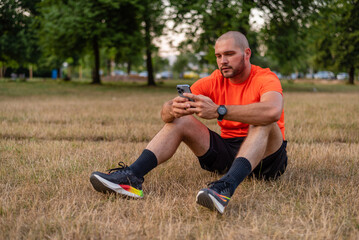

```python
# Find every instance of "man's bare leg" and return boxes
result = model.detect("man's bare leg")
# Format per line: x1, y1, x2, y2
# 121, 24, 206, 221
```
237, 122, 283, 169
90, 115, 210, 198
146, 115, 210, 164
196, 123, 283, 214
217, 123, 283, 187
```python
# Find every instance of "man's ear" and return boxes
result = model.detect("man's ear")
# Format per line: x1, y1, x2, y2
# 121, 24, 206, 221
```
245, 48, 251, 60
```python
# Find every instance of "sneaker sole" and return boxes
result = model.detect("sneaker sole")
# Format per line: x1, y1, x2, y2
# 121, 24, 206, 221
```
196, 190, 225, 214
90, 174, 143, 199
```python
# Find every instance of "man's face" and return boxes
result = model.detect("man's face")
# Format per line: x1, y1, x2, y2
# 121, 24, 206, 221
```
215, 38, 246, 79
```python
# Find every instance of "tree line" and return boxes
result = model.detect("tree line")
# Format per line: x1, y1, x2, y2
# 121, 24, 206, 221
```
0, 0, 358, 85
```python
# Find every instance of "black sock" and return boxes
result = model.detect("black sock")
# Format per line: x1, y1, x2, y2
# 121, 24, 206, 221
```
220, 157, 252, 195
129, 149, 158, 178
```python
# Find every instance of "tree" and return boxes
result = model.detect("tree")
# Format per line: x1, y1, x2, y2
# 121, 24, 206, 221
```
170, 0, 258, 69
139, 0, 167, 86
153, 54, 170, 74
251, 0, 317, 76
311, 0, 359, 84
172, 53, 189, 78
0, 0, 41, 78
115, 31, 144, 75
170, 1, 333, 77
172, 51, 199, 78
38, 0, 140, 84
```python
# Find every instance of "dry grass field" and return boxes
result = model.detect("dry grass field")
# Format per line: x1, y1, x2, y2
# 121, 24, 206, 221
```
1, 80, 359, 239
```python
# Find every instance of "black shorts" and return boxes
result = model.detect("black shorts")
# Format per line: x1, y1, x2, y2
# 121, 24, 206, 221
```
198, 129, 288, 180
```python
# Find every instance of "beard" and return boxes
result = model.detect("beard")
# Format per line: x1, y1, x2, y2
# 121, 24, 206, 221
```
220, 54, 245, 78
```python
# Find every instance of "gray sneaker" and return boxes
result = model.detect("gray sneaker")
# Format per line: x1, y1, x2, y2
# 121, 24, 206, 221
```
90, 162, 144, 198
196, 180, 232, 214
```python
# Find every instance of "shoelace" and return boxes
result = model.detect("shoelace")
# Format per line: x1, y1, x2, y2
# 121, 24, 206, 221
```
107, 161, 128, 174
208, 180, 232, 194
207, 180, 230, 193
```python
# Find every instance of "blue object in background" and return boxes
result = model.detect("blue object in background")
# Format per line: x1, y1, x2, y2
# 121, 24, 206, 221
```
52, 69, 58, 79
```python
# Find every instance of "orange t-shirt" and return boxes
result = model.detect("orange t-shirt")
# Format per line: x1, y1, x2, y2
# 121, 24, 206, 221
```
191, 65, 285, 139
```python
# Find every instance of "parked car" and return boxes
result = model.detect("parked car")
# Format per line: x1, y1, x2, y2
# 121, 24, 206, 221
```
290, 73, 298, 79
139, 71, 148, 77
160, 71, 173, 79
305, 73, 314, 79
290, 72, 305, 79
272, 71, 283, 80
199, 72, 210, 78
183, 71, 199, 79
314, 71, 335, 79
336, 72, 349, 80
114, 70, 125, 76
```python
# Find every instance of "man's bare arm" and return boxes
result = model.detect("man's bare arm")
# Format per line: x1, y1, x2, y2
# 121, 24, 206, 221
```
225, 91, 283, 125
161, 96, 194, 123
161, 100, 175, 123
184, 91, 283, 125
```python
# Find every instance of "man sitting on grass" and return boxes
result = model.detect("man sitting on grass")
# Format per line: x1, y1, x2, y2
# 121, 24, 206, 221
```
90, 31, 287, 214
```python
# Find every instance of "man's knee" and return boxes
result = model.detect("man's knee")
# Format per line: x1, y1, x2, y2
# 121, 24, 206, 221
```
166, 115, 197, 129
164, 115, 207, 139
163, 115, 209, 155
247, 123, 282, 147
248, 123, 283, 157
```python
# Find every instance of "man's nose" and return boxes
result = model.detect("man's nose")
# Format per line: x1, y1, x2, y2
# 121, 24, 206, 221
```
221, 56, 228, 64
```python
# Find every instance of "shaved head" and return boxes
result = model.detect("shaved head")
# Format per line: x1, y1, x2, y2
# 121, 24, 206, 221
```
214, 31, 252, 82
216, 31, 250, 51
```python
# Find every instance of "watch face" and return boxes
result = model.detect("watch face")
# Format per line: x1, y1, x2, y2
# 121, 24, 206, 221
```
218, 106, 227, 115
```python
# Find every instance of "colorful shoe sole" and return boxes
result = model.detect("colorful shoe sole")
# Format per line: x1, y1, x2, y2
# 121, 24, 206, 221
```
196, 189, 226, 214
90, 174, 143, 198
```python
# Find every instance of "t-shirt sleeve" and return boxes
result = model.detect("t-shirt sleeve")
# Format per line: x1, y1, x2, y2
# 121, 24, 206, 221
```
259, 71, 283, 96
190, 75, 214, 97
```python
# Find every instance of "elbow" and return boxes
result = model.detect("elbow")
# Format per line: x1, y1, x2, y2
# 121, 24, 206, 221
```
268, 107, 282, 123
260, 106, 281, 125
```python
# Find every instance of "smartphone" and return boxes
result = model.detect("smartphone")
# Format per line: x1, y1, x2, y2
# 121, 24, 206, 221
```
176, 84, 194, 102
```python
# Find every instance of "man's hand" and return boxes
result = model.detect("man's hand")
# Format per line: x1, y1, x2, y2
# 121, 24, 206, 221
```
171, 96, 194, 118
183, 93, 219, 119
161, 93, 219, 123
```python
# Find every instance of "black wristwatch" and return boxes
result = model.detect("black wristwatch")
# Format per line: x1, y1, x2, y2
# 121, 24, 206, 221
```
217, 105, 227, 121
